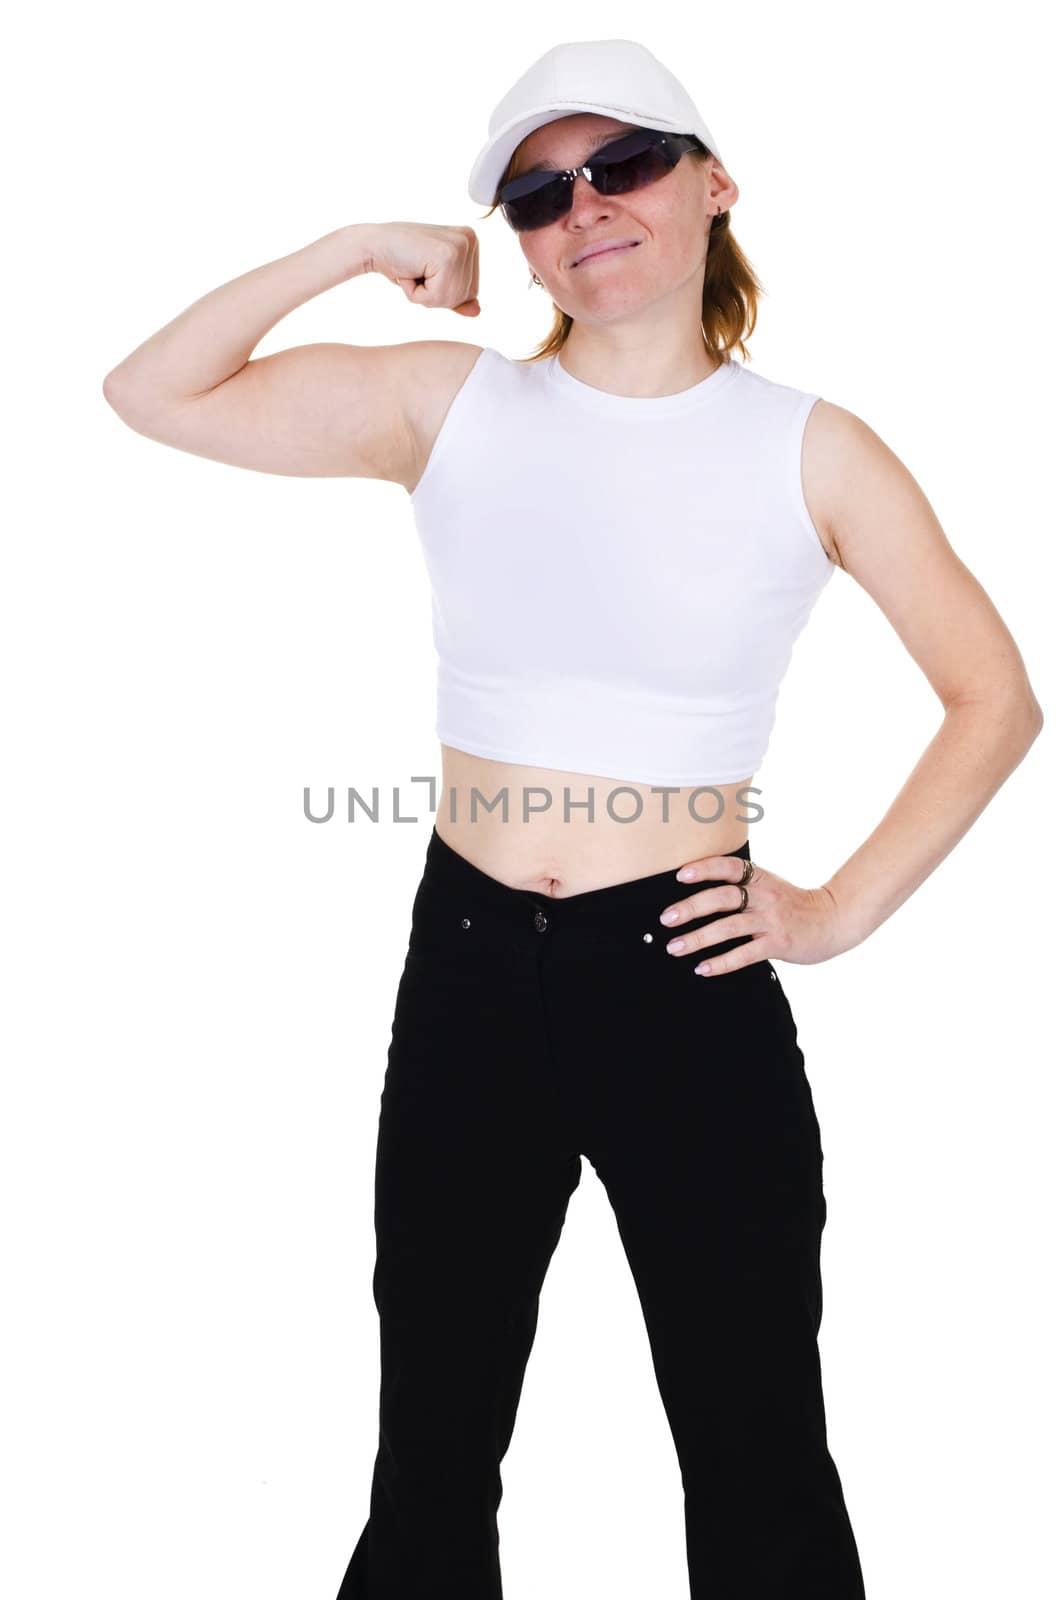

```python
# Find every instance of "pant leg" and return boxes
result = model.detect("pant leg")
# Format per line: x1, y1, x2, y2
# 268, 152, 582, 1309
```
569, 952, 866, 1599
335, 940, 583, 1600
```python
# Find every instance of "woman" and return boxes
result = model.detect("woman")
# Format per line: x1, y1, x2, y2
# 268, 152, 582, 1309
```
103, 37, 1042, 1600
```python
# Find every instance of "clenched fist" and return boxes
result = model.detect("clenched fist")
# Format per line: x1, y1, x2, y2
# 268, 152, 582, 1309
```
366, 222, 481, 316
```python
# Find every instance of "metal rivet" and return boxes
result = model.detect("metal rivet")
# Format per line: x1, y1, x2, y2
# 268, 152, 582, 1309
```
642, 932, 654, 943
461, 917, 471, 930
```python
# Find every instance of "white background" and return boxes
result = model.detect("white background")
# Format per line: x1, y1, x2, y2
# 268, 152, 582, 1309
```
3, 2, 1056, 1597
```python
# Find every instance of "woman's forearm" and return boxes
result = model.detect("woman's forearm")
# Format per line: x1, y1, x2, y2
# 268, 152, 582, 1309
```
102, 222, 381, 406
822, 692, 1044, 950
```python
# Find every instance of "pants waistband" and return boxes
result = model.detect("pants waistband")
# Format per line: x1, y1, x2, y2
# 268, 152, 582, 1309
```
416, 824, 755, 956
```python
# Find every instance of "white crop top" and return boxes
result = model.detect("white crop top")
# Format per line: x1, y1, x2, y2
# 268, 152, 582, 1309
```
408, 345, 836, 787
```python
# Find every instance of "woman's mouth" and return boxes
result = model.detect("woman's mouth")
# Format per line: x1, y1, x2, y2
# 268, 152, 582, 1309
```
573, 241, 641, 267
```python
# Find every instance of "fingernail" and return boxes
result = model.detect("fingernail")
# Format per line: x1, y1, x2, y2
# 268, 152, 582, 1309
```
666, 939, 686, 954
659, 909, 679, 925
677, 868, 697, 881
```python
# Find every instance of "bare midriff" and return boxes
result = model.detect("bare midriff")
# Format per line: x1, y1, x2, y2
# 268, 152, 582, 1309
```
436, 744, 755, 899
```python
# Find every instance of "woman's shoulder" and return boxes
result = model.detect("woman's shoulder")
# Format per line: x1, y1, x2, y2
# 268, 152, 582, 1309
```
725, 357, 821, 410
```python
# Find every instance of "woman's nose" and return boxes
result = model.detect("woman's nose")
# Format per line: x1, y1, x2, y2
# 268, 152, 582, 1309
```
567, 173, 614, 218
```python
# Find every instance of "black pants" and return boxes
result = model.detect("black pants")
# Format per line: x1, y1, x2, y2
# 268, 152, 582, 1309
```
335, 825, 866, 1599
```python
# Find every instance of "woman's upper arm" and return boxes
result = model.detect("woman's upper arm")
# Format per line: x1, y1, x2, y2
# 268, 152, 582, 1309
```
103, 338, 484, 485
802, 398, 1044, 722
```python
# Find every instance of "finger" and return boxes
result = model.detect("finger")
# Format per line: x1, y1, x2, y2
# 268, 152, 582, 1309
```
693, 944, 771, 978
658, 879, 747, 929
664, 915, 766, 958
675, 854, 747, 884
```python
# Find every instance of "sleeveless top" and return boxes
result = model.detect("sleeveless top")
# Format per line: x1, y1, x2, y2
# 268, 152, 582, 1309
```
408, 345, 835, 787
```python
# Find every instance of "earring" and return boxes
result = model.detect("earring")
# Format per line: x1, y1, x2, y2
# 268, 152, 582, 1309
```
529, 271, 543, 287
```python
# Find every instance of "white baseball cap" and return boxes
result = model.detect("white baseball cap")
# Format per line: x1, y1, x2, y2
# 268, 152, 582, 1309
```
468, 38, 725, 207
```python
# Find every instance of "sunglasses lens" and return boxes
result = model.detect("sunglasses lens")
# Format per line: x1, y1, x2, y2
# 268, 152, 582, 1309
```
595, 138, 675, 195
500, 169, 571, 233
499, 131, 686, 233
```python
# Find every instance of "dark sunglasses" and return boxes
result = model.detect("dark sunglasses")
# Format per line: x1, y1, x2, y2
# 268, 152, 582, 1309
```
497, 127, 705, 234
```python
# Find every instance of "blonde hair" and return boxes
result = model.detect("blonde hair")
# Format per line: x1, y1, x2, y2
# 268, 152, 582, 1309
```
480, 142, 764, 365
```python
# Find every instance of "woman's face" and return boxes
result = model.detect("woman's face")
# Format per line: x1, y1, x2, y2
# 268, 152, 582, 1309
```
509, 113, 738, 323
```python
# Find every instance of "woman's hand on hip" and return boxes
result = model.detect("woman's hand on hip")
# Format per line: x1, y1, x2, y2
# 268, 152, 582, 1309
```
657, 851, 857, 974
